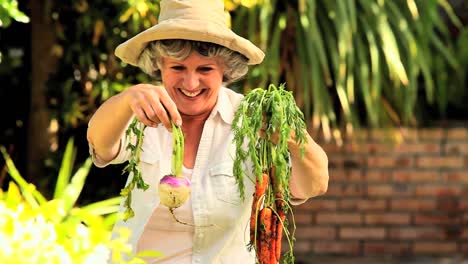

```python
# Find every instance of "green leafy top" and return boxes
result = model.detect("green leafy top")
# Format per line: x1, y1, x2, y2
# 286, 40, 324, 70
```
120, 118, 149, 221
120, 118, 184, 221
232, 83, 308, 201
171, 121, 184, 177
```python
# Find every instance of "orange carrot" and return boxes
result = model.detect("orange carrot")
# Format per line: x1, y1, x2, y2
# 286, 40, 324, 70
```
276, 210, 286, 260
251, 173, 269, 244
270, 166, 285, 210
270, 214, 278, 264
259, 207, 273, 264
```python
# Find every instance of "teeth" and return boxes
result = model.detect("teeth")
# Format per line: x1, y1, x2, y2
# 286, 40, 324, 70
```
181, 89, 202, 97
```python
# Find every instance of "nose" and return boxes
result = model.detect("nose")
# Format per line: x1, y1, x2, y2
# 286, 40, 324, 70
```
183, 71, 200, 90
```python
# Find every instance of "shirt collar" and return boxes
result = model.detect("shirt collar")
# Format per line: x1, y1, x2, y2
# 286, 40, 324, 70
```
209, 87, 235, 125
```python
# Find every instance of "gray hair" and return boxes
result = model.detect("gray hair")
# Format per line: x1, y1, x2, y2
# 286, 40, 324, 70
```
137, 39, 249, 84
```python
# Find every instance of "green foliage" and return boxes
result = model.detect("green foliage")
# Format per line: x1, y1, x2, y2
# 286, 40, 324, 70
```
120, 119, 148, 221
232, 83, 306, 263
0, 139, 160, 263
45, 0, 466, 143
120, 119, 184, 221
229, 0, 466, 142
0, 0, 29, 28
170, 121, 184, 177
46, 0, 161, 130
232, 83, 307, 201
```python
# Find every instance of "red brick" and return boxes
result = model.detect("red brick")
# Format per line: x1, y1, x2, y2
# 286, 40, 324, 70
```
321, 143, 344, 154
414, 214, 461, 225
329, 169, 363, 182
367, 185, 393, 196
369, 143, 396, 153
462, 214, 468, 225
313, 241, 361, 255
292, 241, 312, 254
462, 243, 468, 254
347, 142, 408, 154
339, 199, 387, 211
295, 227, 336, 239
445, 143, 468, 155
294, 213, 313, 224
447, 128, 468, 140
367, 156, 413, 168
390, 199, 436, 211
364, 213, 411, 225
400, 128, 419, 141
296, 199, 337, 211
461, 228, 468, 239
416, 156, 464, 168
369, 129, 402, 142
327, 184, 365, 197
413, 242, 457, 254
389, 227, 446, 240
393, 171, 440, 182
343, 143, 371, 154
340, 227, 386, 239
436, 196, 462, 212
442, 171, 468, 183
365, 170, 392, 182
364, 242, 411, 255
415, 185, 462, 197
367, 184, 412, 197
418, 129, 445, 141
393, 143, 441, 154
461, 200, 468, 210
316, 213, 362, 224
328, 156, 366, 169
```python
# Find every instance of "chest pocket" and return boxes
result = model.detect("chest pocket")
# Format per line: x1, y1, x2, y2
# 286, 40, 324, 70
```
209, 162, 242, 205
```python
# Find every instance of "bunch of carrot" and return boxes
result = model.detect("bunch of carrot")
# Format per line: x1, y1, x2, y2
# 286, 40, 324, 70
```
251, 167, 287, 264
232, 84, 308, 264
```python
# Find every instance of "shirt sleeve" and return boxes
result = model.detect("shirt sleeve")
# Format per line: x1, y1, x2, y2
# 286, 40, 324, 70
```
290, 196, 308, 206
87, 119, 138, 168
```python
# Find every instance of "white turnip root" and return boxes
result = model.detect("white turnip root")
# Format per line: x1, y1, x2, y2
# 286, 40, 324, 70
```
157, 121, 194, 226
158, 175, 191, 209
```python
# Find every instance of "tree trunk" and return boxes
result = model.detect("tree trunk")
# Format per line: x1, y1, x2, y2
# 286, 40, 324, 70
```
27, 0, 57, 182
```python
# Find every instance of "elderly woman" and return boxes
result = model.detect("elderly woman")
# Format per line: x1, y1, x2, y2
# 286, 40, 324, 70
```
87, 0, 328, 263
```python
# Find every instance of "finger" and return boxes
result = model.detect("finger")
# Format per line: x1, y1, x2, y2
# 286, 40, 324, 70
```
132, 106, 158, 127
140, 99, 161, 125
158, 89, 182, 126
155, 101, 172, 131
145, 93, 171, 130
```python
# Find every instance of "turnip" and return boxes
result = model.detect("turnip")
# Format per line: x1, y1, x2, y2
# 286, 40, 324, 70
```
121, 118, 194, 225
157, 121, 194, 225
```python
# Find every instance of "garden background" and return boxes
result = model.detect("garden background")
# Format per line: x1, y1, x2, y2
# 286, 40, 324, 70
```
1, 0, 468, 263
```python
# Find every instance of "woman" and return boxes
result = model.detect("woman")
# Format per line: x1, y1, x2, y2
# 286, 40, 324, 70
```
87, 0, 328, 263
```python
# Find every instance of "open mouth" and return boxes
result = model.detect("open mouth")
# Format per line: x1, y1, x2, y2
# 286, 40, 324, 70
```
179, 88, 206, 98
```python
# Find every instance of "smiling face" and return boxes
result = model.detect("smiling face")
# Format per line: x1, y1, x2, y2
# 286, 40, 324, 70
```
160, 51, 224, 119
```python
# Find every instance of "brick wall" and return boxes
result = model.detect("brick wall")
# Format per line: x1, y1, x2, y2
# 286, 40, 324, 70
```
293, 127, 468, 259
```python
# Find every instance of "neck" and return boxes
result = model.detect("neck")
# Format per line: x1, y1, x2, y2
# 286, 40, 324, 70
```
181, 111, 211, 124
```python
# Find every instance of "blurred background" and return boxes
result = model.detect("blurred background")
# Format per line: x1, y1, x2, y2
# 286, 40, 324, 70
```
0, 0, 467, 263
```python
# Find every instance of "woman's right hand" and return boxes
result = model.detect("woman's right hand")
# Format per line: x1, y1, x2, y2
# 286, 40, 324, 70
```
124, 84, 182, 130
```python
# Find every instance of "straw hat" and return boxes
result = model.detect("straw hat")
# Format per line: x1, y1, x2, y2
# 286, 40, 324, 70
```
115, 0, 265, 66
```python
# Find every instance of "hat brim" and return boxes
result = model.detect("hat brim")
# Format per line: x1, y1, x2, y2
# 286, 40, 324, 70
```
115, 19, 265, 66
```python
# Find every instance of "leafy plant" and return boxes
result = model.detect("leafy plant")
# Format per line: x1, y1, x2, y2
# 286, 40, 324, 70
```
0, 139, 160, 263
0, 0, 29, 28
228, 0, 465, 142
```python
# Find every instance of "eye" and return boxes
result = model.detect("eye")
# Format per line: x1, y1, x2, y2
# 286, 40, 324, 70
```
199, 67, 213, 72
171, 66, 184, 71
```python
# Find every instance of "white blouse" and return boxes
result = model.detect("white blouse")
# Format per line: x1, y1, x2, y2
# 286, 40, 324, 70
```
89, 87, 306, 264
137, 166, 194, 263
91, 88, 256, 264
